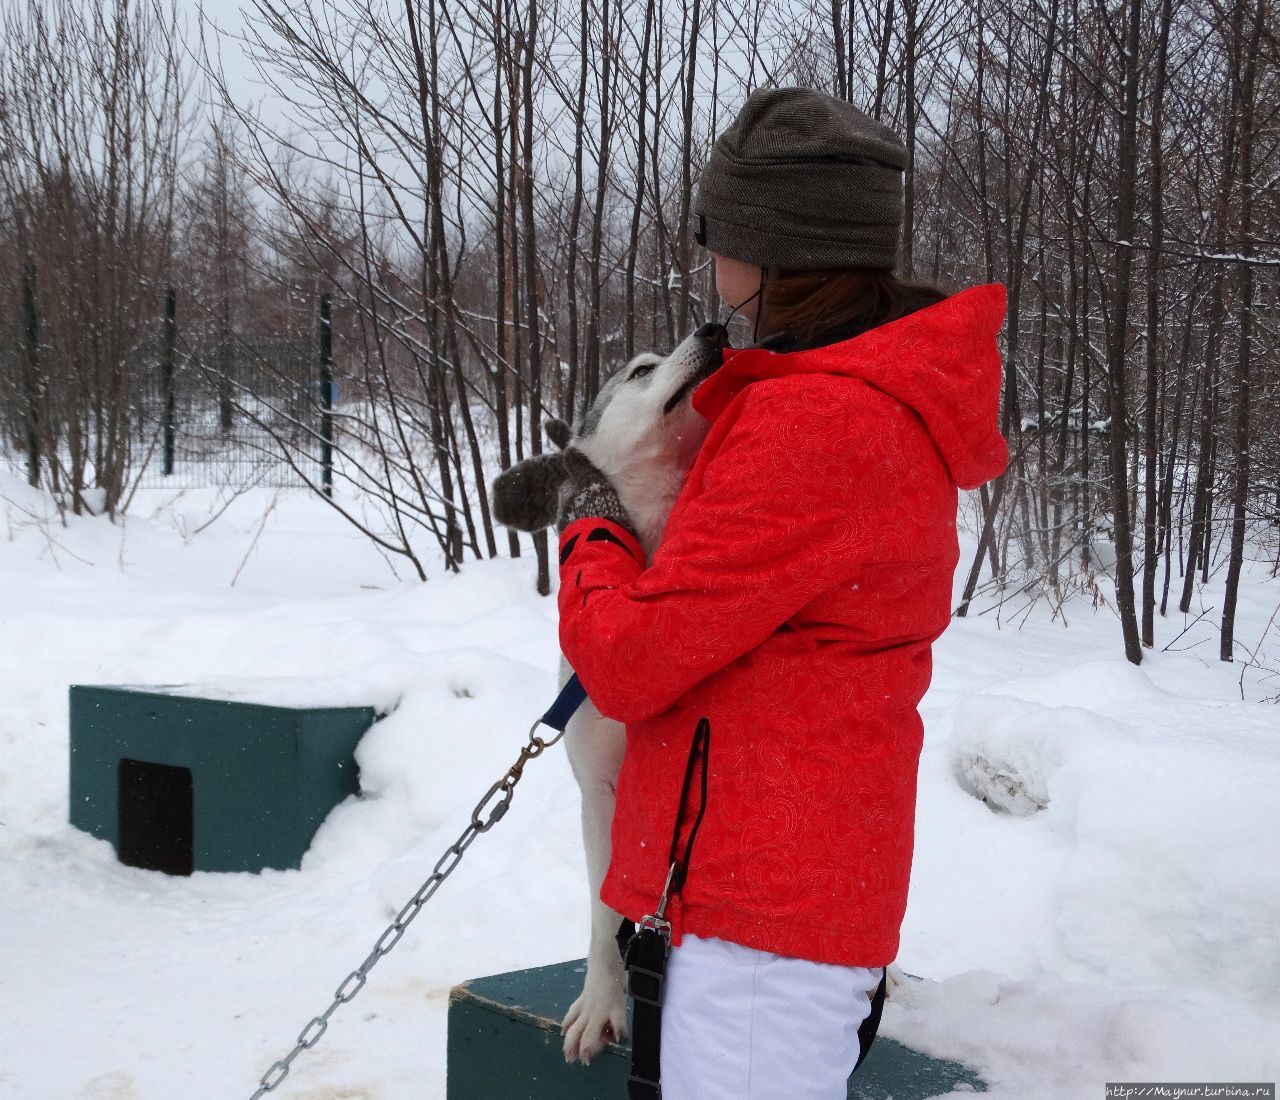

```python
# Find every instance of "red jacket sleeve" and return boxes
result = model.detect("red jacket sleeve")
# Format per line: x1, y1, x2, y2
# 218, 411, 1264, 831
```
556, 380, 921, 723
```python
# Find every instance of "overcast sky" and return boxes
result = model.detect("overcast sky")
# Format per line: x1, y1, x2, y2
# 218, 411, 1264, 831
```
180, 0, 276, 125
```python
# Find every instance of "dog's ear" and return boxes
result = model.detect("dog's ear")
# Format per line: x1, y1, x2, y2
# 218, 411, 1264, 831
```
491, 453, 569, 532
544, 417, 572, 451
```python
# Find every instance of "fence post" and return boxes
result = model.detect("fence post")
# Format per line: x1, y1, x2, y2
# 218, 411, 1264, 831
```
21, 262, 41, 488
319, 292, 333, 498
163, 288, 176, 476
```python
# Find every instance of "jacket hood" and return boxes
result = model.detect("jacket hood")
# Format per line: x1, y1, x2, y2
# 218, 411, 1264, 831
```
692, 281, 1010, 490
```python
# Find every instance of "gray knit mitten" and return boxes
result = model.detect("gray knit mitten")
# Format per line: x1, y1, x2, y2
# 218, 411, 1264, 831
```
556, 448, 637, 538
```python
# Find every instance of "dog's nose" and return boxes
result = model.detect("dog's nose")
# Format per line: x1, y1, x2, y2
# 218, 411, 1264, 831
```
694, 322, 728, 347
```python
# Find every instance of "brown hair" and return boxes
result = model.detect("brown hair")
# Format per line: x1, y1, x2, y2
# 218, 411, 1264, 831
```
753, 267, 950, 350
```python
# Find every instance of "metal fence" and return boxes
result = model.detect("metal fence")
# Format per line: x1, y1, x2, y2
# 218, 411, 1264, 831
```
131, 318, 324, 490
1, 286, 331, 492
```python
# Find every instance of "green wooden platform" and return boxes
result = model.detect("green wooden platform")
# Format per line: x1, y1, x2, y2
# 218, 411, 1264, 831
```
448, 959, 986, 1099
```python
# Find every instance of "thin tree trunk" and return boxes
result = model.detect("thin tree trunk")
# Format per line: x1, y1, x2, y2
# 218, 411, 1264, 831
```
901, 0, 917, 277
583, 0, 614, 405
1100, 0, 1145, 664
1180, 291, 1223, 612
624, 0, 655, 362
832, 0, 847, 100
1158, 270, 1203, 615
1141, 0, 1174, 644
21, 262, 43, 487
675, 0, 701, 333
564, 0, 588, 421
520, 0, 552, 596
490, 0, 519, 558
1220, 0, 1263, 662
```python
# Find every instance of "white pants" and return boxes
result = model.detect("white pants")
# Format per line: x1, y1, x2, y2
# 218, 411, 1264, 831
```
659, 932, 885, 1100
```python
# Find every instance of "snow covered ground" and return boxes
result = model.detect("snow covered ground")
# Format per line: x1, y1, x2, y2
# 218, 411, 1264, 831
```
1, 469, 1277, 1099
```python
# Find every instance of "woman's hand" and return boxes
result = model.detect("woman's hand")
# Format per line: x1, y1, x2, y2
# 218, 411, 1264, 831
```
556, 448, 638, 538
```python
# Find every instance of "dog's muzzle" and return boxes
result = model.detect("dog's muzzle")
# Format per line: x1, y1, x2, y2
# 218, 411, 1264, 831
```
662, 324, 728, 415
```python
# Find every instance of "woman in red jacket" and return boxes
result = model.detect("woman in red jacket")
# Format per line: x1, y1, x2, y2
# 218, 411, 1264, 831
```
554, 87, 1008, 1098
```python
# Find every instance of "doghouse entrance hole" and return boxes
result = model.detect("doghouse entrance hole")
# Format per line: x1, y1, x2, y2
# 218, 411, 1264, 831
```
118, 759, 194, 876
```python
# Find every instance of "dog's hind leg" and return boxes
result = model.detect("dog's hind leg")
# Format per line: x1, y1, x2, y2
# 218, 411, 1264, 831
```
561, 700, 629, 1065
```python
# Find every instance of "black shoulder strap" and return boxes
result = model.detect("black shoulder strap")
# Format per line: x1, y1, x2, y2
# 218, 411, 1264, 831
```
667, 718, 710, 892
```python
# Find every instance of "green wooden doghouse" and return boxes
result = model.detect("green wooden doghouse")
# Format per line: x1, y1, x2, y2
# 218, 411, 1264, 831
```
68, 684, 380, 874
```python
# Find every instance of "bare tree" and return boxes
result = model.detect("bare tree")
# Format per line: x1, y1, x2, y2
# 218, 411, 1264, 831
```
0, 0, 1272, 667
0, 0, 186, 517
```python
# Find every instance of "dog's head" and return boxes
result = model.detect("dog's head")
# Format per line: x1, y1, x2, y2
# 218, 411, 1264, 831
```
491, 323, 727, 542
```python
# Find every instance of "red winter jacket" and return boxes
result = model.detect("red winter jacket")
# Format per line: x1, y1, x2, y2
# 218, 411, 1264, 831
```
556, 282, 1009, 967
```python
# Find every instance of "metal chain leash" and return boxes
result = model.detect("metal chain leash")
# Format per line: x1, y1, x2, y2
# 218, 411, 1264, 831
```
247, 674, 586, 1099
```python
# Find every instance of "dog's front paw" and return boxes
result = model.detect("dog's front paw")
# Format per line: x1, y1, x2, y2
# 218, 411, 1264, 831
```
561, 981, 628, 1066
885, 961, 916, 999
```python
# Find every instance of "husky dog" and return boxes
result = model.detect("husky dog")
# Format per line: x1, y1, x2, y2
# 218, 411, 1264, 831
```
490, 322, 727, 1064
